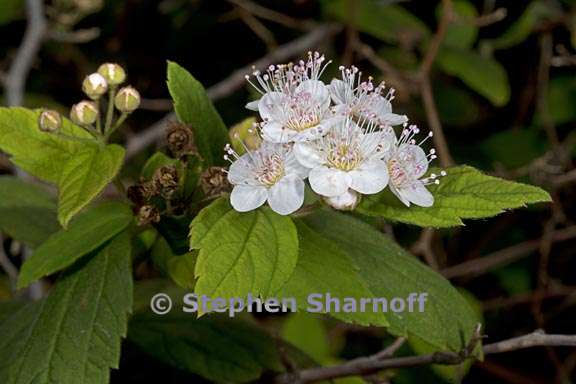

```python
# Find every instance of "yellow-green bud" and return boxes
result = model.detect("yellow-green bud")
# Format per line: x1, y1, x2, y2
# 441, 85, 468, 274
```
38, 110, 62, 133
97, 63, 126, 86
115, 86, 141, 113
82, 73, 108, 100
71, 101, 99, 125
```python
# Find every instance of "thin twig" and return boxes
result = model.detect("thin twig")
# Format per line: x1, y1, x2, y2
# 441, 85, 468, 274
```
276, 329, 576, 383
226, 0, 315, 31
125, 23, 342, 159
441, 226, 576, 279
4, 0, 47, 106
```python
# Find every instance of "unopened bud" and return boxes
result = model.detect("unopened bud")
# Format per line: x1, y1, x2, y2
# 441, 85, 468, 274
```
38, 110, 62, 133
324, 189, 360, 211
115, 86, 140, 113
137, 204, 161, 226
82, 73, 108, 99
166, 122, 197, 158
70, 101, 98, 125
97, 63, 126, 86
200, 166, 231, 198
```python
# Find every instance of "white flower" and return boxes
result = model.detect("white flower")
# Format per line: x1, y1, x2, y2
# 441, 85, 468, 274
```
384, 125, 445, 207
258, 79, 342, 143
244, 51, 331, 111
324, 189, 360, 211
329, 66, 407, 127
294, 118, 393, 199
225, 142, 308, 215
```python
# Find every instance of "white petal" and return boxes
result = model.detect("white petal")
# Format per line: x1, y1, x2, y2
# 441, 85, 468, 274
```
267, 175, 305, 215
309, 166, 351, 197
228, 154, 255, 185
398, 182, 434, 207
293, 142, 324, 169
324, 189, 359, 211
285, 149, 311, 178
230, 185, 267, 212
258, 92, 287, 120
400, 144, 429, 178
292, 125, 327, 142
245, 99, 260, 111
349, 160, 389, 194
295, 80, 330, 109
380, 112, 408, 126
262, 121, 297, 143
389, 183, 411, 207
328, 79, 349, 105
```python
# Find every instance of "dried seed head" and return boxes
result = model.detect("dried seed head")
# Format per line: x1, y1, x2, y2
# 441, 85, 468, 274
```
97, 63, 126, 86
127, 181, 158, 206
82, 73, 108, 100
153, 166, 179, 198
38, 110, 62, 133
200, 166, 232, 198
136, 204, 161, 226
166, 122, 197, 158
115, 86, 140, 113
70, 101, 98, 125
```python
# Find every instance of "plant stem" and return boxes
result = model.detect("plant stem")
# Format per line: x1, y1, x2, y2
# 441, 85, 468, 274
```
105, 112, 128, 141
104, 87, 116, 136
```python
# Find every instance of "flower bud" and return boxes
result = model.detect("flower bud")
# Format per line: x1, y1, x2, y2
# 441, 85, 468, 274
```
166, 122, 197, 158
115, 86, 140, 113
97, 63, 126, 86
324, 189, 360, 211
82, 73, 108, 99
38, 110, 62, 133
70, 101, 99, 125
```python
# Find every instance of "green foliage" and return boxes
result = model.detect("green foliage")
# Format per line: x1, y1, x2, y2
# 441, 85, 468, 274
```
0, 176, 59, 247
0, 233, 133, 384
322, 0, 430, 44
128, 313, 282, 383
435, 84, 480, 126
0, 108, 92, 183
0, 0, 23, 25
358, 166, 551, 227
151, 235, 197, 289
303, 210, 481, 352
440, 0, 478, 49
437, 47, 510, 106
167, 61, 229, 166
190, 197, 299, 299
481, 129, 547, 168
17, 202, 133, 289
281, 313, 330, 363
280, 221, 389, 327
547, 75, 576, 125
140, 151, 179, 179
57, 144, 125, 227
485, 1, 560, 50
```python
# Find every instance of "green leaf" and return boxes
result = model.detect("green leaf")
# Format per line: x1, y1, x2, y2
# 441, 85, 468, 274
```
0, 107, 93, 183
547, 75, 576, 125
57, 144, 125, 227
190, 197, 299, 299
167, 61, 229, 166
440, 0, 478, 49
151, 235, 197, 289
486, 1, 560, 50
0, 176, 59, 247
0, 233, 133, 384
282, 313, 330, 363
0, 0, 23, 25
128, 313, 282, 383
280, 221, 388, 327
436, 84, 480, 126
322, 0, 430, 44
17, 202, 133, 289
481, 129, 547, 168
358, 166, 551, 228
141, 152, 179, 180
303, 211, 479, 352
437, 47, 510, 106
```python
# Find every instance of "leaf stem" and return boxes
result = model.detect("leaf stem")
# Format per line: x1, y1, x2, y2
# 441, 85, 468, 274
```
104, 87, 117, 136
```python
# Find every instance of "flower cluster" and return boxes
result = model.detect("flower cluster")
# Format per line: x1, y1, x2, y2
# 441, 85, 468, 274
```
225, 52, 444, 215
